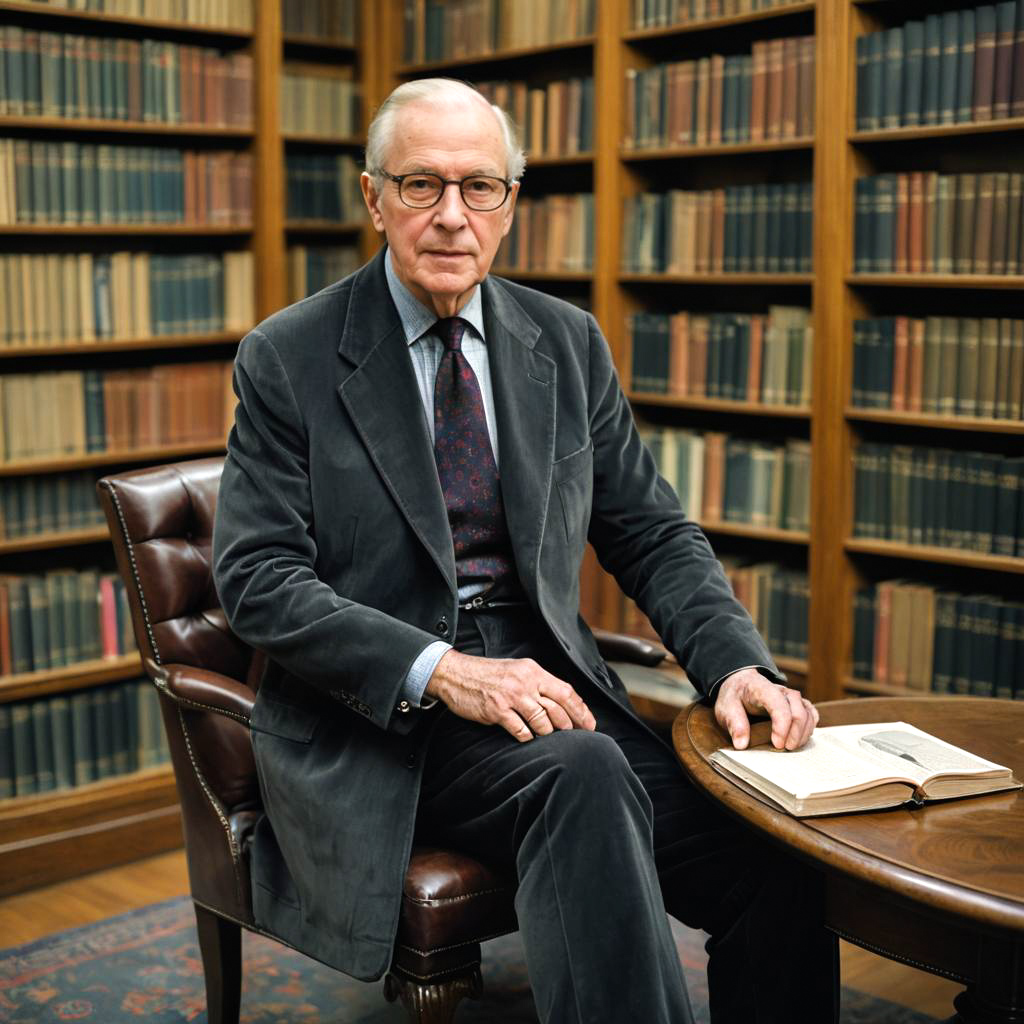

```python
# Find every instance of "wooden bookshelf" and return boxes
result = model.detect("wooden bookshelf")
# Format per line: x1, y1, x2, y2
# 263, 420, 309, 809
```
397, 36, 597, 76
620, 272, 815, 285
623, 2, 816, 42
844, 540, 1024, 575
621, 137, 814, 160
702, 522, 811, 545
845, 408, 1024, 435
848, 274, 1024, 290
851, 116, 1024, 144
630, 393, 812, 418
0, 655, 143, 704
0, 0, 260, 894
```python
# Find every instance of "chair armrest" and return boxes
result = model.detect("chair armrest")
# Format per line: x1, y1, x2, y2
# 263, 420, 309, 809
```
147, 658, 255, 726
591, 629, 667, 667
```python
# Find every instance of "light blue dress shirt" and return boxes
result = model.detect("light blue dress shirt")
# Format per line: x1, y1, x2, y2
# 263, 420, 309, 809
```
384, 249, 496, 707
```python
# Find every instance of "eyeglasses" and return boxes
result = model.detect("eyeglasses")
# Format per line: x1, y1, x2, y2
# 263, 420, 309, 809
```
378, 170, 513, 211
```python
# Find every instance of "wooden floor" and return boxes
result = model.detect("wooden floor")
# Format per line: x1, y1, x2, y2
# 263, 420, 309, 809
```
0, 848, 962, 1020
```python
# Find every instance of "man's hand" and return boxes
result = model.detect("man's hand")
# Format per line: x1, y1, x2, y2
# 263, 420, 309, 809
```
426, 649, 597, 742
714, 668, 819, 751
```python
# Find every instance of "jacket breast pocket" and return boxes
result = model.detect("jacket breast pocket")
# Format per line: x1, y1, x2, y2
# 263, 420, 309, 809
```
553, 442, 594, 544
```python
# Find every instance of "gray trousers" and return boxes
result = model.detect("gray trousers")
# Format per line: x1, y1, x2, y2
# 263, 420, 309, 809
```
415, 606, 839, 1024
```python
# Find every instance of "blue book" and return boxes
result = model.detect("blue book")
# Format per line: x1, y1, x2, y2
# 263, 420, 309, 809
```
921, 15, 942, 126
902, 21, 925, 127
956, 9, 977, 122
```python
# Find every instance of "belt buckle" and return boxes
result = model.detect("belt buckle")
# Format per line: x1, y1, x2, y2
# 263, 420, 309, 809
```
459, 594, 489, 612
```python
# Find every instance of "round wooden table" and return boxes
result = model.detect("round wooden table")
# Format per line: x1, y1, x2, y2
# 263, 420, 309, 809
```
673, 697, 1024, 1024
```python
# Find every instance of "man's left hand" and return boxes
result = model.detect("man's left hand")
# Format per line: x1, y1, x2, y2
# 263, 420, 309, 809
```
714, 668, 819, 751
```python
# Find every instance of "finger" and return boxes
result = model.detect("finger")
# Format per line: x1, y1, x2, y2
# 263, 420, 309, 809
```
759, 685, 794, 750
800, 698, 819, 747
499, 710, 534, 743
522, 703, 555, 736
537, 695, 573, 731
781, 688, 809, 750
714, 690, 751, 749
538, 677, 595, 731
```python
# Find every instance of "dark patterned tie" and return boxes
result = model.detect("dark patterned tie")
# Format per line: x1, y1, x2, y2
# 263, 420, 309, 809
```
432, 317, 512, 591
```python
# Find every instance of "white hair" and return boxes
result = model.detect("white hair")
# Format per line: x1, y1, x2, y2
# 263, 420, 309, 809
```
365, 78, 526, 183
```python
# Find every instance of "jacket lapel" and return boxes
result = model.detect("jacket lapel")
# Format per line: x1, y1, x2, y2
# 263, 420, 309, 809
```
483, 278, 556, 605
337, 250, 457, 597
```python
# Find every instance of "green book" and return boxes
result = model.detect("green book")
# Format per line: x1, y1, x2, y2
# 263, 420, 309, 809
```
921, 316, 943, 413
11, 703, 36, 796
865, 30, 886, 131
70, 690, 94, 786
49, 694, 74, 790
994, 603, 1018, 700
852, 588, 875, 679
31, 699, 55, 792
938, 11, 960, 125
971, 453, 999, 553
855, 33, 872, 130
874, 174, 897, 272
77, 568, 102, 661
956, 317, 981, 415
977, 318, 1000, 417
932, 591, 958, 692
921, 14, 942, 126
854, 177, 874, 272
110, 683, 130, 776
889, 445, 912, 543
26, 575, 50, 673
970, 598, 1000, 696
952, 595, 978, 694
882, 27, 904, 129
44, 571, 66, 668
994, 457, 1022, 556
901, 20, 925, 127
956, 9, 977, 123
91, 686, 113, 780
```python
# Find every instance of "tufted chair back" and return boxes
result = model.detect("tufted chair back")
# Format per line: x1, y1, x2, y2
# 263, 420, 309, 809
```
98, 458, 262, 924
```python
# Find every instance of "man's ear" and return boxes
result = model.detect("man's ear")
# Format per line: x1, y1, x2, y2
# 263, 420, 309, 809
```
361, 172, 385, 232
500, 182, 519, 238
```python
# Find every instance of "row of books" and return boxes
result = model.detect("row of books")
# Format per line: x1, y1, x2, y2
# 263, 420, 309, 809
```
623, 36, 815, 150
0, 250, 253, 345
851, 316, 1024, 420
853, 443, 1023, 557
0, 361, 233, 462
0, 680, 169, 800
853, 581, 1022, 698
287, 244, 360, 303
853, 172, 1024, 276
628, 307, 812, 407
639, 426, 811, 531
0, 569, 134, 677
401, 0, 596, 65
285, 153, 362, 223
856, 3, 1024, 131
621, 184, 814, 274
0, 28, 254, 127
630, 0, 804, 31
476, 78, 594, 160
20, 0, 253, 30
280, 72, 360, 138
1, 471, 106, 542
622, 561, 810, 663
0, 141, 253, 225
281, 0, 357, 42
494, 194, 594, 274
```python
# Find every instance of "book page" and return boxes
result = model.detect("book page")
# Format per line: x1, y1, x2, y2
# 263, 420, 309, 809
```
713, 721, 1009, 800
713, 731, 910, 800
821, 722, 1009, 784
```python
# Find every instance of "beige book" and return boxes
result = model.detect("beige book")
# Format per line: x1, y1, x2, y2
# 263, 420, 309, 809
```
907, 584, 936, 691
976, 317, 1000, 419
78, 253, 95, 343
659, 428, 679, 492
132, 252, 150, 337
0, 140, 13, 225
22, 254, 38, 346
60, 254, 79, 342
709, 721, 1021, 817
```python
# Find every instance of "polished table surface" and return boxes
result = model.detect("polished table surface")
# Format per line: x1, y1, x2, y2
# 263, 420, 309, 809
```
673, 697, 1024, 1023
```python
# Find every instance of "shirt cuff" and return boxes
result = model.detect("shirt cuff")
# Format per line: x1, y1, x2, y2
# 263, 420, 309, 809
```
707, 664, 787, 703
402, 640, 452, 708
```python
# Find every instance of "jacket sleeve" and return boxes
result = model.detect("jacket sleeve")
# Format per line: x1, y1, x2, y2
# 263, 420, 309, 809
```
213, 328, 442, 731
582, 314, 783, 697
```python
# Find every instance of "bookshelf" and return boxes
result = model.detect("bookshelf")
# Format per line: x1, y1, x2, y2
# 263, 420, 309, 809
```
0, 0, 366, 893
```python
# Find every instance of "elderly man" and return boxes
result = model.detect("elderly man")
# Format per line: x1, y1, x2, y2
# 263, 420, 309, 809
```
213, 78, 838, 1023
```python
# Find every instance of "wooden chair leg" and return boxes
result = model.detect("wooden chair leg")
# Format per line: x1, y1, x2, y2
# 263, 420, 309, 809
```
383, 966, 483, 1024
194, 903, 242, 1024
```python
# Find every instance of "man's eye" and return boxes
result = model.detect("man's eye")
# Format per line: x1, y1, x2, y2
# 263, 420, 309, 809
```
406, 178, 435, 191
467, 179, 497, 193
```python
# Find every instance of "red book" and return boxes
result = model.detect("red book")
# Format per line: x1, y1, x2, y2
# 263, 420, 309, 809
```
766, 39, 784, 140
669, 313, 690, 395
892, 316, 909, 410
99, 574, 120, 657
894, 173, 910, 274
907, 317, 925, 413
781, 36, 799, 139
690, 315, 709, 398
797, 35, 815, 139
873, 581, 893, 685
710, 189, 725, 272
709, 54, 725, 145
749, 41, 767, 142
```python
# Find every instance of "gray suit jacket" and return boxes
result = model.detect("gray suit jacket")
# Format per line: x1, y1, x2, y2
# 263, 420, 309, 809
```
213, 247, 779, 979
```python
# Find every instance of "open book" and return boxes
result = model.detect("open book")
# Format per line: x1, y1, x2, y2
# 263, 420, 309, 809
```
709, 721, 1022, 817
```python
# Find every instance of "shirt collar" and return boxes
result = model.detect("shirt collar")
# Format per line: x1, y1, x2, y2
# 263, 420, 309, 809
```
385, 247, 486, 347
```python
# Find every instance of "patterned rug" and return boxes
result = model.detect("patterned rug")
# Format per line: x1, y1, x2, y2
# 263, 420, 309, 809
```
0, 897, 940, 1022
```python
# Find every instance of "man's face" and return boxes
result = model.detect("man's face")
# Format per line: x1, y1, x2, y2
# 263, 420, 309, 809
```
361, 97, 518, 317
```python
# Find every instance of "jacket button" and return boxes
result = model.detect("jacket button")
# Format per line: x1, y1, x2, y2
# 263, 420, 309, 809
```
397, 700, 411, 713
405, 753, 417, 768
436, 619, 449, 636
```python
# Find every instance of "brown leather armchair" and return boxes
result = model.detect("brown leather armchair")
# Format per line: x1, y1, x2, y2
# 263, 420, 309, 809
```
97, 456, 675, 1024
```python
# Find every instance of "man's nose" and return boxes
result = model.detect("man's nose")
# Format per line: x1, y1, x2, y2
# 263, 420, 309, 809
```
432, 182, 468, 229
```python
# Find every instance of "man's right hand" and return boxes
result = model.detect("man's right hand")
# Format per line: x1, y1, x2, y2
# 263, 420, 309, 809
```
425, 649, 597, 742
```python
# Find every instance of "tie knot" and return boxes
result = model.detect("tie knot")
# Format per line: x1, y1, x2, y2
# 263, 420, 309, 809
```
438, 317, 467, 352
